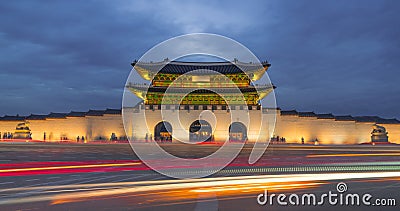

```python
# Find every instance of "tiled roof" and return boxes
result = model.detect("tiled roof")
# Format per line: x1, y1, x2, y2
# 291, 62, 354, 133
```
376, 118, 400, 124
67, 111, 87, 117
133, 60, 271, 74
280, 110, 298, 116
0, 115, 26, 121
298, 112, 316, 117
85, 109, 122, 116
280, 110, 400, 124
0, 108, 398, 125
353, 116, 380, 123
0, 108, 122, 121
158, 63, 251, 74
139, 86, 274, 93
334, 115, 355, 121
26, 114, 47, 120
316, 113, 335, 119
104, 108, 122, 115
85, 110, 106, 116
353, 116, 400, 124
46, 112, 67, 118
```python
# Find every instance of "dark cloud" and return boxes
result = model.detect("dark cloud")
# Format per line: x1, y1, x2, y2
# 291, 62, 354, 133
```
0, 0, 399, 118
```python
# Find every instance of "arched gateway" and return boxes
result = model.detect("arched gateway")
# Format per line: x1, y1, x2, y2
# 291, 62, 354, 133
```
189, 120, 213, 142
229, 122, 247, 141
154, 121, 172, 142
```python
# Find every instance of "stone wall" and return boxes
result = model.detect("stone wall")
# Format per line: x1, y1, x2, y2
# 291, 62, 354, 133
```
1, 109, 399, 144
127, 105, 272, 142
0, 114, 125, 142
274, 113, 400, 144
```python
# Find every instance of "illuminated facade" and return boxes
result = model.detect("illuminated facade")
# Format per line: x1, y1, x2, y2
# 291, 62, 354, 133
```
0, 109, 126, 142
0, 108, 399, 144
125, 60, 274, 142
0, 60, 399, 144
129, 60, 272, 106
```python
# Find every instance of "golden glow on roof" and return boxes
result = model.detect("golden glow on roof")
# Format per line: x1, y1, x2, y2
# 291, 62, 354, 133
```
133, 62, 270, 81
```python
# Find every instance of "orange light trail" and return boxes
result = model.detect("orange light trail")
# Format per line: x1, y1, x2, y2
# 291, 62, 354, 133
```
0, 162, 141, 173
307, 153, 400, 158
0, 171, 399, 206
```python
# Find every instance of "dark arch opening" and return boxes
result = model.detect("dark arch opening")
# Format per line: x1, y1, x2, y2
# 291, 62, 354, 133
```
229, 122, 247, 142
189, 120, 213, 142
154, 121, 172, 142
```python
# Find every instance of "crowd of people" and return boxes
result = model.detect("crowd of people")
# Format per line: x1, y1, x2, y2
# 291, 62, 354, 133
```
271, 136, 320, 145
1, 132, 13, 139
270, 135, 286, 144
145, 133, 173, 142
